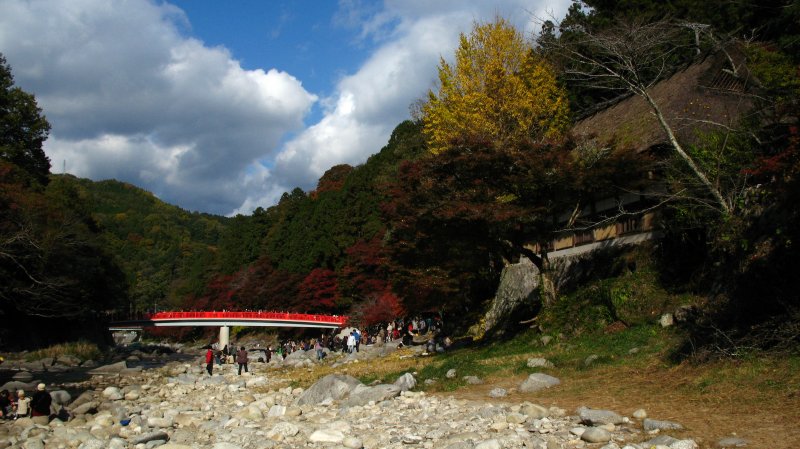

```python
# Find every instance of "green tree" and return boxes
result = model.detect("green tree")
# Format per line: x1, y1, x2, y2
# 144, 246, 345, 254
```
422, 18, 570, 154
0, 54, 51, 185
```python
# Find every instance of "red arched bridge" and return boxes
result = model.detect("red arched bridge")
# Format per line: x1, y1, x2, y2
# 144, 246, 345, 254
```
109, 311, 348, 330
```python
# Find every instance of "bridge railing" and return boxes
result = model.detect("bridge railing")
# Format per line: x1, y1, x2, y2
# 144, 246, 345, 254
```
144, 311, 348, 325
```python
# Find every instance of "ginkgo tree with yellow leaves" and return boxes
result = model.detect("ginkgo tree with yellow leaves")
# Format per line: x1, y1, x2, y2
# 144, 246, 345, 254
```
422, 18, 570, 153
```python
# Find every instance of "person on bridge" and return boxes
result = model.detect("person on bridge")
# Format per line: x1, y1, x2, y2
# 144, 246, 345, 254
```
236, 346, 249, 375
205, 348, 214, 376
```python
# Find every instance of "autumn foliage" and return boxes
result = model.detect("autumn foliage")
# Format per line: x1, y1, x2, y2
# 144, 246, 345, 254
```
422, 18, 570, 154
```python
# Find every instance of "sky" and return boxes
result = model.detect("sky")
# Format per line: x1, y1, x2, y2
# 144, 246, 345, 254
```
0, 0, 571, 216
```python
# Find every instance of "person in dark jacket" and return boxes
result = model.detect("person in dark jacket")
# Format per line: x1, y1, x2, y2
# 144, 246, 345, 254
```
0, 389, 11, 419
236, 346, 249, 375
31, 383, 51, 418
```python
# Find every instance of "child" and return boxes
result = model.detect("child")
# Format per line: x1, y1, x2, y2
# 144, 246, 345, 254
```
15, 390, 30, 419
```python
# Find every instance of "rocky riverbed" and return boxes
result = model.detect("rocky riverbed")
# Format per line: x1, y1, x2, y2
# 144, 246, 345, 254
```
0, 345, 726, 449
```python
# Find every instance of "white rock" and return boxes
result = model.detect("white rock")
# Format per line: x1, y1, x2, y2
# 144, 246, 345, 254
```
267, 405, 286, 417
343, 436, 363, 448
309, 429, 345, 443
101, 387, 123, 400
211, 443, 243, 449
475, 439, 502, 449
268, 422, 300, 438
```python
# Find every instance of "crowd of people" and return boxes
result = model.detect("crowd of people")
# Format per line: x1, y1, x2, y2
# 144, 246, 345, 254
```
0, 383, 61, 421
200, 314, 449, 375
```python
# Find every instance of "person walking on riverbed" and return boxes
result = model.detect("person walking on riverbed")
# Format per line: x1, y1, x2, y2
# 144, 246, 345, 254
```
205, 348, 214, 376
236, 346, 249, 375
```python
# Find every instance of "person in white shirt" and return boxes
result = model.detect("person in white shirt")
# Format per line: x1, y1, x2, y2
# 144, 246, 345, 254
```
15, 390, 30, 419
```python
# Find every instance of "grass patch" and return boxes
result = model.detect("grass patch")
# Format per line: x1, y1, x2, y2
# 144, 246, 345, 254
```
24, 340, 102, 362
262, 326, 800, 448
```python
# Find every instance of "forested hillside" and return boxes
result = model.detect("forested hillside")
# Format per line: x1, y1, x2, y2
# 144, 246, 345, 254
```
56, 176, 228, 316
2, 0, 798, 355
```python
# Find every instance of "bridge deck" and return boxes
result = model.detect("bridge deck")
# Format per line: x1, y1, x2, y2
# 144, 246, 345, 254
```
110, 311, 348, 329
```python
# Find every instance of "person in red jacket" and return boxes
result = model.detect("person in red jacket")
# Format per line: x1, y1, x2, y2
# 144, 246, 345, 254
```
205, 348, 214, 376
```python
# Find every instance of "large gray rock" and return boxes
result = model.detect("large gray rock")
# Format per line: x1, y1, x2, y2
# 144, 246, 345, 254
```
577, 407, 624, 425
12, 371, 34, 381
295, 374, 361, 406
342, 384, 401, 407
580, 427, 612, 443
645, 435, 679, 447
643, 418, 683, 431
0, 380, 38, 392
70, 401, 98, 415
69, 391, 95, 408
394, 373, 417, 391
88, 361, 127, 375
527, 358, 554, 369
483, 256, 540, 336
130, 431, 170, 445
519, 373, 560, 393
50, 390, 72, 406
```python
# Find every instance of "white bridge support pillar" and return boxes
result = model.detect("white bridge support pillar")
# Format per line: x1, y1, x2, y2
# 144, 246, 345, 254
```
219, 325, 230, 351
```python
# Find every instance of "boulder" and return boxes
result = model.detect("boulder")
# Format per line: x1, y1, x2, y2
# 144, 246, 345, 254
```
70, 401, 98, 416
50, 390, 72, 406
577, 407, 624, 425
643, 418, 683, 431
527, 358, 554, 369
483, 256, 540, 337
295, 374, 361, 406
88, 361, 127, 375
12, 371, 34, 382
130, 431, 170, 445
581, 427, 612, 443
394, 373, 417, 391
342, 384, 401, 407
519, 373, 560, 393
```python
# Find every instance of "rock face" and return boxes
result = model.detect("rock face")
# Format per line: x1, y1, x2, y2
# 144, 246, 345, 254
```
483, 256, 540, 337
0, 350, 703, 449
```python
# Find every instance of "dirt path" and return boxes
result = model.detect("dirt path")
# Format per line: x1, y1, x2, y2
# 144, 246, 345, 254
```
445, 361, 800, 449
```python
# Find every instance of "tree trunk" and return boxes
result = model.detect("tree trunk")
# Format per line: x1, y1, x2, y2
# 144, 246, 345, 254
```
642, 91, 731, 215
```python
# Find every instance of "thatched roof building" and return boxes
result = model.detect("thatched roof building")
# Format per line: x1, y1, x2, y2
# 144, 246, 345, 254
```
571, 50, 755, 153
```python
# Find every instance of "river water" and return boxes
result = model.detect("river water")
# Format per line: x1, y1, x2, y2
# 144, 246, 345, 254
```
0, 345, 195, 398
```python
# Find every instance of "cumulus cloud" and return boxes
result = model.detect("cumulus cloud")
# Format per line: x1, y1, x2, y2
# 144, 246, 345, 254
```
260, 0, 571, 210
0, 0, 316, 214
1, 0, 570, 215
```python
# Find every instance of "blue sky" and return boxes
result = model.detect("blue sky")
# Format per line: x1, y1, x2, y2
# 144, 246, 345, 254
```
0, 0, 571, 215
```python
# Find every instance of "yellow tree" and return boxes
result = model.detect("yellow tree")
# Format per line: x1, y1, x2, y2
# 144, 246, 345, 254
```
422, 18, 570, 154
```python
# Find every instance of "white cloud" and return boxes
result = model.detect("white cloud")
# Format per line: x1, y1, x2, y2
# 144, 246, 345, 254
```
0, 0, 316, 214
264, 0, 571, 210
1, 0, 571, 215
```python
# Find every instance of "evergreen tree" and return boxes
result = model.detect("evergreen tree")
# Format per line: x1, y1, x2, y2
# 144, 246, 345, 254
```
0, 54, 51, 185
